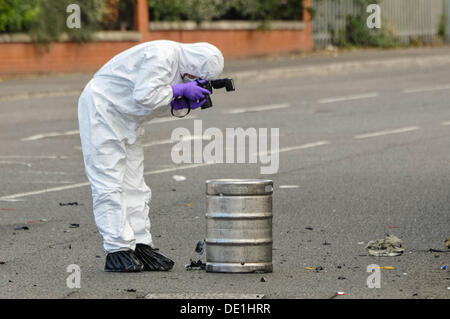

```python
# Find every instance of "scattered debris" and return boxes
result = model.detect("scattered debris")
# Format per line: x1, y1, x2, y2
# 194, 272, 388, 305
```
279, 185, 300, 189
322, 241, 331, 246
387, 226, 400, 229
125, 289, 136, 292
0, 261, 5, 265
357, 242, 365, 245
338, 276, 346, 280
305, 267, 313, 270
13, 226, 29, 231
314, 266, 324, 272
441, 265, 447, 270
330, 291, 345, 299
185, 259, 206, 270
59, 202, 78, 206
185, 203, 194, 207
40, 219, 47, 222
429, 248, 445, 253
195, 240, 205, 257
69, 224, 80, 228
260, 277, 266, 282
366, 234, 404, 257
305, 227, 313, 231
445, 238, 450, 249
377, 266, 395, 270
172, 175, 186, 182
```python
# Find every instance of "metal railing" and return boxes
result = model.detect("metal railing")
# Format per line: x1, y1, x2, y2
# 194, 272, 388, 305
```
311, 0, 448, 48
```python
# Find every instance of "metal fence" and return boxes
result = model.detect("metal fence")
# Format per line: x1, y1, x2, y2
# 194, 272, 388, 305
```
311, 0, 448, 48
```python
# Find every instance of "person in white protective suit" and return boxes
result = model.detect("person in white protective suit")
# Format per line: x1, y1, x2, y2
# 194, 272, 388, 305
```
78, 40, 224, 272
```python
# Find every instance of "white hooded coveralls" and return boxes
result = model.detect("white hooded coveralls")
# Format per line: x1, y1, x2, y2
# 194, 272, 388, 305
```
78, 40, 224, 253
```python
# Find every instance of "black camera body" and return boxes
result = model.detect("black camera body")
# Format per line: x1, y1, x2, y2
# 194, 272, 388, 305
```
196, 78, 235, 109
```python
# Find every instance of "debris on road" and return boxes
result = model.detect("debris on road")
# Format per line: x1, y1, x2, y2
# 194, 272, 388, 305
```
185, 202, 194, 207
445, 238, 450, 249
377, 266, 395, 270
305, 267, 313, 270
172, 175, 186, 182
13, 226, 29, 231
69, 223, 80, 228
305, 227, 313, 230
59, 202, 79, 206
195, 239, 205, 257
429, 248, 445, 253
441, 265, 447, 270
125, 289, 136, 292
330, 291, 345, 299
366, 234, 404, 257
260, 277, 266, 282
185, 259, 206, 270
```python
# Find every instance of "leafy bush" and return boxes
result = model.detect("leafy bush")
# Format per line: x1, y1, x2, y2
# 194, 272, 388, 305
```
331, 0, 398, 48
148, 0, 304, 23
30, 0, 103, 44
0, 0, 39, 33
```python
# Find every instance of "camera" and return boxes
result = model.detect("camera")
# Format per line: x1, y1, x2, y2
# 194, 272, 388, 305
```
196, 78, 235, 109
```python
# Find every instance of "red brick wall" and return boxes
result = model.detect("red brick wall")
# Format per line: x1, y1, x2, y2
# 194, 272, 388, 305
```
0, 0, 312, 75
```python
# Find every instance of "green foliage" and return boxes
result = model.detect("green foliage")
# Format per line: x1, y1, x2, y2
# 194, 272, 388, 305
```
0, 0, 103, 44
148, 0, 187, 22
438, 12, 446, 39
30, 0, 103, 44
148, 0, 304, 24
0, 0, 39, 32
330, 0, 398, 48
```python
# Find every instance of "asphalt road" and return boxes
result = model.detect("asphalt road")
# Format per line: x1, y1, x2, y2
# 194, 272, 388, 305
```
0, 54, 449, 299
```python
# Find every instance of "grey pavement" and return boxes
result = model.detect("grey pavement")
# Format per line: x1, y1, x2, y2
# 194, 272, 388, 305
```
0, 47, 449, 299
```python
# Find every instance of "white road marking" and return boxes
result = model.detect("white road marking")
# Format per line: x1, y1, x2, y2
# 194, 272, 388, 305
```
256, 141, 330, 157
279, 185, 300, 189
0, 162, 214, 201
142, 135, 207, 148
441, 121, 450, 126
318, 92, 379, 104
355, 126, 420, 139
147, 115, 198, 124
21, 130, 79, 141
223, 103, 290, 114
0, 155, 65, 159
403, 84, 450, 94
0, 161, 32, 167
0, 90, 81, 102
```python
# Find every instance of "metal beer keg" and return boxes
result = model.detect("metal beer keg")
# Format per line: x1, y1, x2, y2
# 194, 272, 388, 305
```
205, 179, 273, 273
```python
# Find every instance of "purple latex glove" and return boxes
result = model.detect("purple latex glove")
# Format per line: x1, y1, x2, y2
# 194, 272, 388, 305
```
171, 97, 206, 110
172, 81, 211, 101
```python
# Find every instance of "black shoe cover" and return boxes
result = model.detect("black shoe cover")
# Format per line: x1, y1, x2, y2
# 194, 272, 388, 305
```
104, 250, 144, 272
134, 243, 174, 271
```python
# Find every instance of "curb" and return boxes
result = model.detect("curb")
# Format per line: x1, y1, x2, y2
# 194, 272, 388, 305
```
224, 54, 450, 83
1, 53, 450, 102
